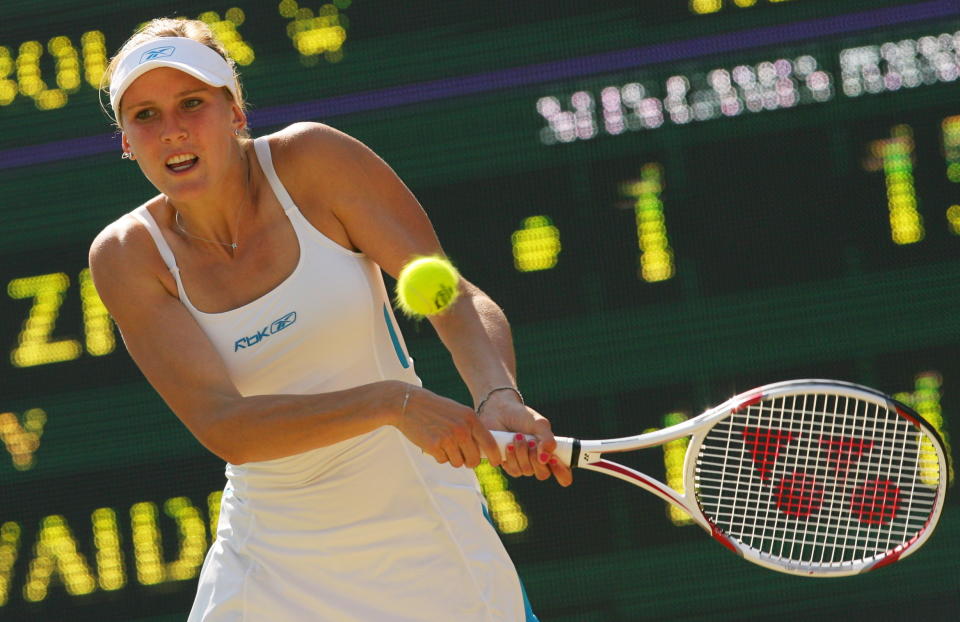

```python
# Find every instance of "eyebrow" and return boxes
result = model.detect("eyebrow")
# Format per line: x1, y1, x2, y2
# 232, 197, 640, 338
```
124, 87, 211, 110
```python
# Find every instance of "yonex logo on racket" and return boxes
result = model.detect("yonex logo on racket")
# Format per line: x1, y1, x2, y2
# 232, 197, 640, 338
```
490, 380, 946, 576
139, 46, 176, 64
234, 311, 297, 351
739, 420, 908, 526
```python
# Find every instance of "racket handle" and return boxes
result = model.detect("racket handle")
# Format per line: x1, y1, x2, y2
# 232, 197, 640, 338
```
490, 430, 575, 467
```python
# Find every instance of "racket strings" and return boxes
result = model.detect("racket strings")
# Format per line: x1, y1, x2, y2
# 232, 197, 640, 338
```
694, 392, 941, 569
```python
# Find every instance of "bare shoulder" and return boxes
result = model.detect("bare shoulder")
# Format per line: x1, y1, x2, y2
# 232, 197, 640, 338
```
89, 200, 157, 271
88, 199, 175, 305
265, 122, 385, 184
270, 121, 364, 155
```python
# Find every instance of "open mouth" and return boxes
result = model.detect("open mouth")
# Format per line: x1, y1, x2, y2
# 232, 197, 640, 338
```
166, 153, 199, 172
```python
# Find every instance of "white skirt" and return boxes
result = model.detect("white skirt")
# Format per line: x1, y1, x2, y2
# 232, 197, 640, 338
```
187, 426, 536, 621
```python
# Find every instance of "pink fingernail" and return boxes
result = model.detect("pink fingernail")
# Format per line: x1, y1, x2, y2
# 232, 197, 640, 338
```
549, 457, 558, 465
527, 441, 536, 449
506, 444, 514, 452
539, 453, 549, 463
515, 434, 525, 441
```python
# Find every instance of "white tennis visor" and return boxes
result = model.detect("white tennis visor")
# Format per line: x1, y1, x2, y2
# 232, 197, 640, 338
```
109, 36, 240, 123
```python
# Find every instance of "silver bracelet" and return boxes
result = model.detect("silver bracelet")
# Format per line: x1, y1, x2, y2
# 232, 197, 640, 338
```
475, 386, 524, 414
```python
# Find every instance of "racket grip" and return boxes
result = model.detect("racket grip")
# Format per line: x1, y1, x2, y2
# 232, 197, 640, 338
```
490, 430, 575, 467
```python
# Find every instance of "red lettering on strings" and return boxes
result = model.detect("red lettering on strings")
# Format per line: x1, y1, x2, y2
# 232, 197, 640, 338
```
851, 479, 901, 525
819, 436, 874, 477
775, 471, 824, 519
741, 428, 796, 480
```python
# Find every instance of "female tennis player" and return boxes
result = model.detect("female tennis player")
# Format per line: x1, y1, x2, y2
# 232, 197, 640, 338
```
89, 18, 571, 622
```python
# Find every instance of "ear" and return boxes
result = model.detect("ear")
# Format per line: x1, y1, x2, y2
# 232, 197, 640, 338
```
231, 102, 247, 134
120, 132, 136, 159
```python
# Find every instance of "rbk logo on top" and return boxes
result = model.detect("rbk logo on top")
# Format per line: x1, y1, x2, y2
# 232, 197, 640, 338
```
234, 311, 298, 352
139, 46, 176, 64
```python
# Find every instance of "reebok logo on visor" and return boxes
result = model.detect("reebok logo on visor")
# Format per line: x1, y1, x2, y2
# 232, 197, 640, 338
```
139, 46, 175, 64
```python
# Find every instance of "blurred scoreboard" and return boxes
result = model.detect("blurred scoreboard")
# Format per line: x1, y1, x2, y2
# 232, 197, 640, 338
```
1, 1, 959, 620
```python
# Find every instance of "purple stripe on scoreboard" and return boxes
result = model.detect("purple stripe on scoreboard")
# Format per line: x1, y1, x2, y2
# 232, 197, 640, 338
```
1, 0, 957, 171
252, 0, 960, 125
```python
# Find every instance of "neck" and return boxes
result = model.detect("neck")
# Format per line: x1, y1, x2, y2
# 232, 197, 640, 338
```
168, 145, 255, 252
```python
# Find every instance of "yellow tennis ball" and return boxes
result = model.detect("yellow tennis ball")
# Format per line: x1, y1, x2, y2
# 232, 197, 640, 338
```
395, 256, 460, 317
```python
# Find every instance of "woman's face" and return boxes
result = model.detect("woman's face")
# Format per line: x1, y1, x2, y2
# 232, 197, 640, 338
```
119, 67, 244, 202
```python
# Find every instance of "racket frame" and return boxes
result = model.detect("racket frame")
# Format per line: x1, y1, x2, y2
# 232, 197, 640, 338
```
493, 379, 948, 577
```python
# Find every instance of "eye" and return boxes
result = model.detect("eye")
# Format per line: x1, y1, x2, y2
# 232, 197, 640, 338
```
133, 108, 155, 121
183, 98, 203, 109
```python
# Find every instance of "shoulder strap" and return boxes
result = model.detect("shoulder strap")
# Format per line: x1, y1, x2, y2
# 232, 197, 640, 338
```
129, 204, 180, 274
251, 134, 358, 256
253, 136, 298, 215
128, 204, 200, 312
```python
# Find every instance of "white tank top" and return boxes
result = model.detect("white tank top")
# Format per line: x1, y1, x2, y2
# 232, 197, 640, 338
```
130, 136, 419, 397
128, 136, 535, 621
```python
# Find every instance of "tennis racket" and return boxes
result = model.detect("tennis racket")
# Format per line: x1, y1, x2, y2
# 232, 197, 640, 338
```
492, 379, 949, 577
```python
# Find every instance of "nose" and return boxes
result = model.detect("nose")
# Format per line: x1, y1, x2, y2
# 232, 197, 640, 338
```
159, 112, 188, 143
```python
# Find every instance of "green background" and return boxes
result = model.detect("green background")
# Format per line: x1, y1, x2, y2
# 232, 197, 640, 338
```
1, 1, 958, 620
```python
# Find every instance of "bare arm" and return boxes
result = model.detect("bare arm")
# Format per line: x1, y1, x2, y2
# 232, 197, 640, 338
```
427, 281, 572, 485
88, 217, 491, 467
281, 123, 571, 485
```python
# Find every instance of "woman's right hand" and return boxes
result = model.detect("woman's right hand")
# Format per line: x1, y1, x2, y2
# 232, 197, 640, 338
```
391, 383, 502, 470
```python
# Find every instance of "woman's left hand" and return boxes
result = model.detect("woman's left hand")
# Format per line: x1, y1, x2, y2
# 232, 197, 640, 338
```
477, 390, 573, 487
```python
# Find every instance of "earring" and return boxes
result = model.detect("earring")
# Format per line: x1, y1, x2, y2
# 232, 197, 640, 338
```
234, 128, 241, 136
121, 151, 133, 160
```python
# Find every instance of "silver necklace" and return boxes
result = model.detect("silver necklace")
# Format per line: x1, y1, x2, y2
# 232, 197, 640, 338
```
175, 209, 240, 249
172, 156, 251, 250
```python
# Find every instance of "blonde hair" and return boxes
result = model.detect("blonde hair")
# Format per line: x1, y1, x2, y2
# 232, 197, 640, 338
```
103, 18, 249, 135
